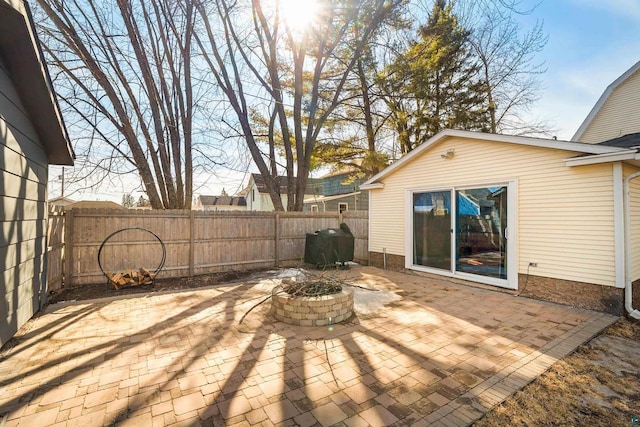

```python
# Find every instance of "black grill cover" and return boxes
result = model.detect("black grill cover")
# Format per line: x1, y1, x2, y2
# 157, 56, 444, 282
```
304, 223, 354, 267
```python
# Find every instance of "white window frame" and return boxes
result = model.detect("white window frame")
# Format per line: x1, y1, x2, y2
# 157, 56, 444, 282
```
338, 202, 348, 213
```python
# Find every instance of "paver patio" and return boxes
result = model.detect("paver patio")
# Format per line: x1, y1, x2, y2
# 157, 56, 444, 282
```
0, 266, 616, 426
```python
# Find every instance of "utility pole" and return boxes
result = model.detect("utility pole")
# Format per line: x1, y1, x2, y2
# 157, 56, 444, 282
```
59, 167, 65, 197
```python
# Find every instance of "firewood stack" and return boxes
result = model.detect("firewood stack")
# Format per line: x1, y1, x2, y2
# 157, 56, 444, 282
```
106, 267, 156, 289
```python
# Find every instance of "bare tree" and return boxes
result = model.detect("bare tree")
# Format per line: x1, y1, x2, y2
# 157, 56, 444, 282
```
461, 0, 549, 134
379, 0, 490, 154
191, 0, 404, 211
313, 17, 410, 177
35, 0, 201, 209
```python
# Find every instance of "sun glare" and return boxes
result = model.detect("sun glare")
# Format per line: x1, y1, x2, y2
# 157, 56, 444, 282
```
278, 0, 320, 35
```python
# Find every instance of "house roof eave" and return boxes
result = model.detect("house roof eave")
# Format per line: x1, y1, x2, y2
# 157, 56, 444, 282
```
359, 182, 384, 190
0, 2, 74, 165
564, 150, 638, 167
303, 191, 362, 204
360, 129, 630, 188
572, 60, 640, 141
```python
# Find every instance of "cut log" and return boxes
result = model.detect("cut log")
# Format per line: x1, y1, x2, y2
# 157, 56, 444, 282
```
107, 267, 156, 289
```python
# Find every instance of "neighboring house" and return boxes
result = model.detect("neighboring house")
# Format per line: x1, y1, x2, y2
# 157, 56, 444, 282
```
194, 195, 247, 211
48, 195, 75, 210
361, 129, 640, 316
1, 1, 74, 346
303, 167, 369, 213
573, 60, 640, 143
245, 173, 322, 211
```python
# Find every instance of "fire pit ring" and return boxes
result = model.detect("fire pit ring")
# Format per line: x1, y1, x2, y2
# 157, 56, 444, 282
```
271, 283, 353, 326
98, 227, 166, 288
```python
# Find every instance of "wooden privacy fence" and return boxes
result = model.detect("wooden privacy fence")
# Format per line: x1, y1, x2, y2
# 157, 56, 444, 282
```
47, 209, 65, 291
48, 208, 368, 286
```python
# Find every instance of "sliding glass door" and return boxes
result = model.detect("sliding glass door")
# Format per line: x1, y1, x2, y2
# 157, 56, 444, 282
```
455, 186, 507, 280
413, 191, 451, 270
412, 184, 511, 287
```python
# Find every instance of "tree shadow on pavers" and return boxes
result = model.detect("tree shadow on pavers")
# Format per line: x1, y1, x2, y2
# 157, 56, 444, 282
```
131, 307, 298, 425
0, 285, 252, 422
324, 268, 616, 423
104, 292, 273, 425
192, 266, 612, 426
229, 316, 519, 426
0, 303, 104, 363
0, 267, 611, 426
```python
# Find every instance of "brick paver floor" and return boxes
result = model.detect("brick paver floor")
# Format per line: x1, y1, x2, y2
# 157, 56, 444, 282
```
0, 266, 616, 426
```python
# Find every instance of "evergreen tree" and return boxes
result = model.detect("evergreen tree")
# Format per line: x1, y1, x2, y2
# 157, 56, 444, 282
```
381, 0, 489, 153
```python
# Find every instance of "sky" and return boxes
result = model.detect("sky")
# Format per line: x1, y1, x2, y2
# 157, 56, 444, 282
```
520, 0, 640, 140
48, 0, 640, 203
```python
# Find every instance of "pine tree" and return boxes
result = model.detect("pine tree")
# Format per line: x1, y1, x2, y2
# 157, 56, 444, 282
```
381, 0, 489, 153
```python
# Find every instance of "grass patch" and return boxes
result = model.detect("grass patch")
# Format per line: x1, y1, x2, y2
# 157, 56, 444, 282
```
475, 318, 640, 427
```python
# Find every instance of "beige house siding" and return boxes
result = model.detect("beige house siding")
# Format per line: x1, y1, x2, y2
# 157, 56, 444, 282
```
624, 164, 640, 282
247, 184, 317, 211
246, 185, 282, 211
0, 55, 49, 347
247, 189, 276, 211
368, 136, 617, 287
578, 67, 640, 144
259, 192, 279, 211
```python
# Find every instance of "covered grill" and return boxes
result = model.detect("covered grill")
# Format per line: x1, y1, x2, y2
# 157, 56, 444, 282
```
304, 223, 354, 268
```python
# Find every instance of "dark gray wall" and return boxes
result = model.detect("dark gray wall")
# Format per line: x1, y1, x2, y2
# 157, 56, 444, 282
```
1, 55, 48, 347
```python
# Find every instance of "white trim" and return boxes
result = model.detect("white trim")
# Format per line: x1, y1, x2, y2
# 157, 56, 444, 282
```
507, 180, 518, 290
360, 182, 384, 190
613, 162, 625, 288
450, 187, 457, 273
564, 151, 637, 167
303, 191, 360, 204
368, 189, 372, 258
404, 189, 413, 269
361, 129, 629, 188
623, 170, 640, 318
572, 60, 640, 141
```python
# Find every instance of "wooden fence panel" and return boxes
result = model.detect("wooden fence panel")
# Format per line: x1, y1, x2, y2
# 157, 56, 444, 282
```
56, 208, 369, 285
192, 211, 277, 273
46, 209, 65, 290
278, 213, 338, 262
342, 211, 369, 263
68, 209, 188, 284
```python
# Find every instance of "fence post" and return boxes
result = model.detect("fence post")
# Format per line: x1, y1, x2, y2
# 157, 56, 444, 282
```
274, 212, 280, 267
64, 209, 74, 286
189, 210, 195, 276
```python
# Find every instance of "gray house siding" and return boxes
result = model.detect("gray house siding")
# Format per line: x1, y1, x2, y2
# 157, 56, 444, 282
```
304, 171, 369, 212
321, 174, 365, 196
304, 191, 369, 213
0, 55, 49, 347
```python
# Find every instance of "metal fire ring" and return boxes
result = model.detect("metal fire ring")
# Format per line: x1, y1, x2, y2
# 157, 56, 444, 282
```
97, 227, 166, 284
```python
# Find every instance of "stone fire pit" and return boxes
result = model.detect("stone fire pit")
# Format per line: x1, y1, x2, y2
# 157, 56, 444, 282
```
271, 279, 354, 326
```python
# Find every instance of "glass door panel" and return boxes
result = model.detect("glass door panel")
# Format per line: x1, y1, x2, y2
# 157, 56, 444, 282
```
413, 191, 451, 270
455, 187, 507, 279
